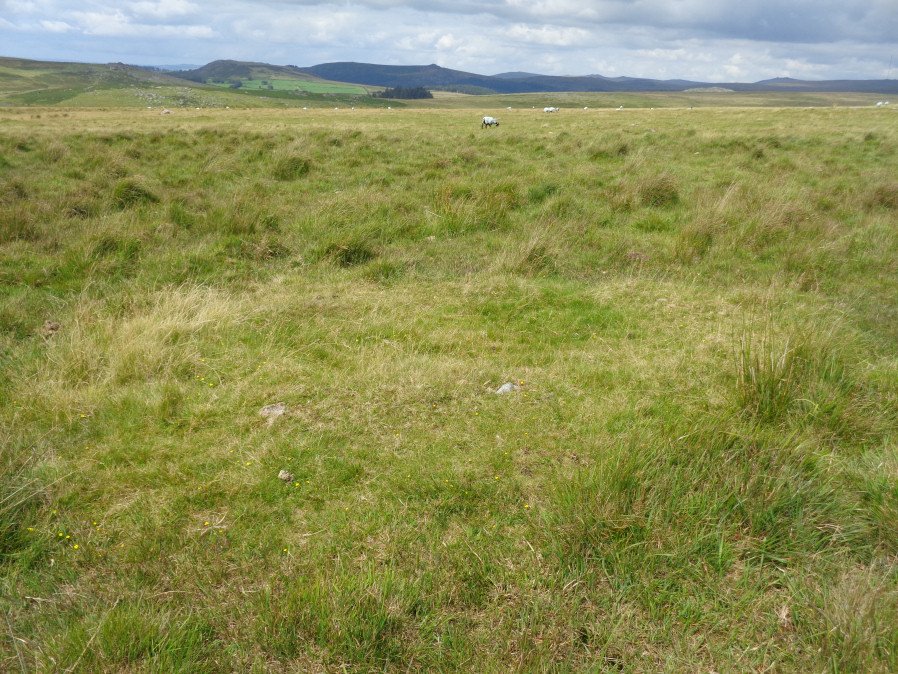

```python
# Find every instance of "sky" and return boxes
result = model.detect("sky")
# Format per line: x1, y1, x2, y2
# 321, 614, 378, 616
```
1, 0, 897, 82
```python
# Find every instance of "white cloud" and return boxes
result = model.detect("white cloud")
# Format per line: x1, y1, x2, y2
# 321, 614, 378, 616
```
0, 0, 895, 81
128, 0, 199, 19
505, 23, 591, 47
71, 9, 214, 37
3, 0, 41, 12
39, 19, 73, 32
231, 11, 357, 44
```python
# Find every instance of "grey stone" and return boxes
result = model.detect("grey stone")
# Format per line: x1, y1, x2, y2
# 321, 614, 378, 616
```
260, 402, 287, 426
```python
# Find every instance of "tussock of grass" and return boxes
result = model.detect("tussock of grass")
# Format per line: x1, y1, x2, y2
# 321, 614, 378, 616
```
526, 182, 559, 204
638, 174, 680, 207
675, 217, 715, 261
498, 233, 560, 277
0, 206, 38, 243
0, 443, 45, 566
63, 193, 102, 220
272, 155, 310, 180
868, 182, 898, 210
321, 236, 378, 267
735, 325, 858, 426
111, 178, 158, 208
363, 259, 405, 283
588, 140, 630, 160
737, 330, 808, 422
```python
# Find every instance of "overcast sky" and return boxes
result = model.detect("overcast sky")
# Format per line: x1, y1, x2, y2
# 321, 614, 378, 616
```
2, 0, 897, 81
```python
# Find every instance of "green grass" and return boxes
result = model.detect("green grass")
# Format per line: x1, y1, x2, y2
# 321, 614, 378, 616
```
1, 104, 897, 671
210, 77, 369, 95
422, 89, 892, 109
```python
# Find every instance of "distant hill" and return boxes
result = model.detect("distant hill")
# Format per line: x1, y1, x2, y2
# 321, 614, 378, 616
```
296, 62, 686, 93
296, 61, 898, 94
493, 71, 543, 80
297, 62, 509, 92
0, 56, 388, 108
145, 64, 202, 72
3, 56, 897, 107
0, 56, 196, 105
178, 60, 322, 83
177, 60, 373, 95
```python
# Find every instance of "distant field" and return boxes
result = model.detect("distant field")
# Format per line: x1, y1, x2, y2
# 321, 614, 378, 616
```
417, 89, 891, 109
2, 104, 897, 672
2, 84, 394, 109
0, 57, 388, 108
207, 77, 370, 95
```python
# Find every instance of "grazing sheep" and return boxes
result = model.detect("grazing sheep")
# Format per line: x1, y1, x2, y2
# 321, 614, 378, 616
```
543, 106, 559, 113
481, 115, 500, 128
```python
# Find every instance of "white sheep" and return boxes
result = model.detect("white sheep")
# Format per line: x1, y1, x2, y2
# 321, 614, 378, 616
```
481, 116, 499, 128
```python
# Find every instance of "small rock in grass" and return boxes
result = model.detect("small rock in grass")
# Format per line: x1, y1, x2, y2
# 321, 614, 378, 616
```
41, 320, 61, 337
260, 402, 287, 426
495, 382, 521, 395
278, 470, 294, 483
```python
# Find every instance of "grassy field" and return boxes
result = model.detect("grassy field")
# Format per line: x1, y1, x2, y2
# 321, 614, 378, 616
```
420, 90, 889, 109
2, 102, 898, 672
207, 78, 370, 95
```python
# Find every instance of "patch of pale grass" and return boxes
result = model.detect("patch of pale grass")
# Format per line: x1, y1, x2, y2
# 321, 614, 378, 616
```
27, 286, 248, 409
813, 562, 898, 672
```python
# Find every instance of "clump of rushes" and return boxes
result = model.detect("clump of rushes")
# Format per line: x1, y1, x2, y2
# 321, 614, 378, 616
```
737, 330, 804, 421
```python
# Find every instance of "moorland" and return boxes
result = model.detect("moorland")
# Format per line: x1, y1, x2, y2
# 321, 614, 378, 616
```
2, 70, 898, 672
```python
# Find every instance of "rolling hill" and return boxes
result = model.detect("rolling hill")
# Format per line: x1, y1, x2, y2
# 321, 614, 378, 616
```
0, 56, 190, 105
295, 60, 898, 94
0, 56, 386, 107
2, 55, 895, 108
177, 60, 373, 95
